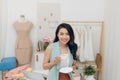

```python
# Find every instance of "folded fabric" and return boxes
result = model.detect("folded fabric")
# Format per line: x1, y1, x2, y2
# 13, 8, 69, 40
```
5, 64, 31, 79
23, 70, 44, 80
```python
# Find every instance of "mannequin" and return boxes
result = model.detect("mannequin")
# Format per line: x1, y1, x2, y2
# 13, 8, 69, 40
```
13, 15, 33, 66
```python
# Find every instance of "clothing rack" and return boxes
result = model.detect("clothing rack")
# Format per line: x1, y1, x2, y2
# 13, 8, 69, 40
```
62, 20, 104, 80
62, 20, 104, 57
62, 21, 103, 27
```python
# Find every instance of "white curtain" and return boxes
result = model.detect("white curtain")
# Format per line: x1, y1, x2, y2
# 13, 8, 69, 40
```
103, 0, 120, 80
0, 0, 2, 60
0, 0, 8, 60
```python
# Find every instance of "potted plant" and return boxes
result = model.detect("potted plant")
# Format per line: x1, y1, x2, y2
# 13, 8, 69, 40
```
43, 37, 51, 51
83, 65, 96, 80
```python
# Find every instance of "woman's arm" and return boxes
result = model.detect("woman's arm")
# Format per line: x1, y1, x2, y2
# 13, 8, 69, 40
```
43, 45, 54, 70
43, 45, 61, 70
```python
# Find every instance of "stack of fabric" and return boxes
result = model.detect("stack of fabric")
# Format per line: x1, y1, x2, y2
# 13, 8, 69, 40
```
4, 64, 31, 80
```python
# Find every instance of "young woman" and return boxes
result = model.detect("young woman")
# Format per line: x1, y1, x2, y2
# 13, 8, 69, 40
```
43, 23, 78, 80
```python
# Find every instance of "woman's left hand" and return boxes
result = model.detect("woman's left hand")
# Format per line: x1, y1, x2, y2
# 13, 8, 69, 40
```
72, 60, 77, 70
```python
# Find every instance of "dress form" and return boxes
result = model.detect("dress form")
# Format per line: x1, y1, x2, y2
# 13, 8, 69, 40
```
13, 15, 33, 66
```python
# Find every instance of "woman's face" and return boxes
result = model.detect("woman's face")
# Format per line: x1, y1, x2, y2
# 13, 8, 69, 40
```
57, 28, 70, 45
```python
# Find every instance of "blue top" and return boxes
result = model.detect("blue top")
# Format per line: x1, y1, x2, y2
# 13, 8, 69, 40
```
47, 41, 74, 80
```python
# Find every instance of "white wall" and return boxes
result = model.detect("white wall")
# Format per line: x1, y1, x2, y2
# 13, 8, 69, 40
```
0, 0, 2, 59
103, 0, 120, 80
61, 0, 105, 21
38, 0, 105, 21
0, 0, 2, 20
0, 0, 8, 59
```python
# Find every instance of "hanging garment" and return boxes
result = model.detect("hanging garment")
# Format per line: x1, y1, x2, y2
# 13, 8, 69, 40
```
84, 26, 94, 61
79, 26, 94, 62
74, 28, 80, 47
79, 27, 86, 62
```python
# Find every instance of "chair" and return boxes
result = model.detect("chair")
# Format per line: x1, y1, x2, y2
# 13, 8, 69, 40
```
0, 57, 16, 79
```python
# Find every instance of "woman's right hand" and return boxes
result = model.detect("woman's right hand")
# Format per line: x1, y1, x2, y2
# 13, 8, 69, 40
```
52, 56, 61, 65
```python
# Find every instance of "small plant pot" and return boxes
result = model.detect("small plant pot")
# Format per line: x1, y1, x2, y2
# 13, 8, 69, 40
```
84, 75, 95, 80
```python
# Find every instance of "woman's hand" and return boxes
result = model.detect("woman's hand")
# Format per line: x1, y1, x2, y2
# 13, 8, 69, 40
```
52, 56, 61, 65
72, 65, 77, 70
72, 60, 77, 70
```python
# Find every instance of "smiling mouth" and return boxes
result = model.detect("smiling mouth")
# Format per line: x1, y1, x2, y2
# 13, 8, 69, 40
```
62, 39, 67, 41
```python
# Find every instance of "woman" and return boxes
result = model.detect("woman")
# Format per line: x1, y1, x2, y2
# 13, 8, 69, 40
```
43, 23, 78, 80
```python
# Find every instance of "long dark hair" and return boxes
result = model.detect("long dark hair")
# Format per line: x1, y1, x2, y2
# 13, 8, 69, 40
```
53, 23, 77, 60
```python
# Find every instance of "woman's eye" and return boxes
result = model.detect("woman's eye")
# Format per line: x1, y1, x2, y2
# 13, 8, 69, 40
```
66, 33, 69, 35
60, 33, 64, 35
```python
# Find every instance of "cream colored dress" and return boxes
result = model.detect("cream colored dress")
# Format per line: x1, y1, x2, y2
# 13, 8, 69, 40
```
13, 21, 33, 66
